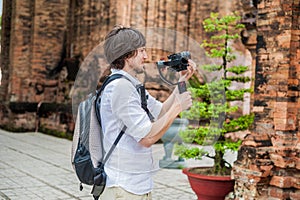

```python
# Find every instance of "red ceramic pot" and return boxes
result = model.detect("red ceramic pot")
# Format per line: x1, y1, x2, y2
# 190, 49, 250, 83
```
183, 167, 235, 200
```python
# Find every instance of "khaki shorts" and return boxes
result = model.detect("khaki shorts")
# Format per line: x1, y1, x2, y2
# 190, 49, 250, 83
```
100, 186, 152, 200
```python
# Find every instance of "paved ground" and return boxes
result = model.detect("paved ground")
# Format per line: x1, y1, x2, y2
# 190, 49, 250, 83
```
0, 129, 237, 200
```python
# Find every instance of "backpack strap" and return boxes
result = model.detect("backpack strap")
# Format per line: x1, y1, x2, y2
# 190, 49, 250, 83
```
136, 84, 155, 122
94, 74, 126, 167
99, 125, 127, 168
96, 74, 124, 100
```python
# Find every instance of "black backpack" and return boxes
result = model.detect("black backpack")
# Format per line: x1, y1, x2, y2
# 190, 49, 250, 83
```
71, 74, 153, 200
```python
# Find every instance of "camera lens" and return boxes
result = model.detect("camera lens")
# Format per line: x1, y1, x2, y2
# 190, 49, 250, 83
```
180, 51, 191, 59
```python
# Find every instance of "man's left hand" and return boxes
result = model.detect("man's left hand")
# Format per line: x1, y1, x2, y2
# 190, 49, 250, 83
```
179, 59, 197, 82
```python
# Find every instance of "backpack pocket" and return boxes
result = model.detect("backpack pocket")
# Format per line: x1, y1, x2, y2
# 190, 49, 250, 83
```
74, 144, 95, 185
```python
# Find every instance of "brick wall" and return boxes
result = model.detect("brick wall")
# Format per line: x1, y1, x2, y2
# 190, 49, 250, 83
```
4, 0, 69, 103
0, 0, 241, 133
233, 0, 300, 199
0, 0, 71, 132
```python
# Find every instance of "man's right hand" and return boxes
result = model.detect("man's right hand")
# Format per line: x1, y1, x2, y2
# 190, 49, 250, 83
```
175, 90, 192, 112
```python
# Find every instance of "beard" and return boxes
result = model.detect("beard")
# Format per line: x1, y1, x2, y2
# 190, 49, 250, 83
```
133, 65, 145, 74
133, 65, 146, 83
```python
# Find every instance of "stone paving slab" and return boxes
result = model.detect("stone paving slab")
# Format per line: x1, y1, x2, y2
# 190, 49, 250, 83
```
0, 129, 237, 200
0, 129, 199, 200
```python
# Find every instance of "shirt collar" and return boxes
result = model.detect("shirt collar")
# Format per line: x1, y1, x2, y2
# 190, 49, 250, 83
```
110, 69, 141, 86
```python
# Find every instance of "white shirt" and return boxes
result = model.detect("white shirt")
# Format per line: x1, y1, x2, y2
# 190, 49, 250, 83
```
100, 69, 162, 195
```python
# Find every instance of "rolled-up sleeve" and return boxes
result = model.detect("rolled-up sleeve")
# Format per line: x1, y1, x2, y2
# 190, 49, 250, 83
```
111, 79, 153, 142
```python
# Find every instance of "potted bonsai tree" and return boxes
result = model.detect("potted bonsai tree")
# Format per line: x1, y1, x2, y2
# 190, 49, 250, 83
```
175, 12, 254, 200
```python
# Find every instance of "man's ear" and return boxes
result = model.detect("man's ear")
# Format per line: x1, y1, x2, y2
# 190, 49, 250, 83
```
123, 58, 131, 70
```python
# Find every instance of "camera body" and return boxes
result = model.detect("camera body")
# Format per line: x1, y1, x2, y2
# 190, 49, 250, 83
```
156, 51, 191, 72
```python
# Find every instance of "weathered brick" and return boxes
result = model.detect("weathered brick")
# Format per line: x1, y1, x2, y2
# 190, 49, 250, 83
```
268, 186, 290, 199
270, 176, 293, 188
260, 165, 273, 177
270, 153, 295, 168
253, 106, 265, 112
290, 189, 300, 200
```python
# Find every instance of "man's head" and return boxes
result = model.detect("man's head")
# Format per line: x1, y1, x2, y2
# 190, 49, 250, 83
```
104, 25, 146, 69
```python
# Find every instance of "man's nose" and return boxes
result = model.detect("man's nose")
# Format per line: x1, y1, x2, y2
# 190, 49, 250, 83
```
143, 52, 148, 59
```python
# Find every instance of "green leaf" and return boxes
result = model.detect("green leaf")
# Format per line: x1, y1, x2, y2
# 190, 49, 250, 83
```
235, 24, 245, 29
225, 88, 252, 101
226, 76, 251, 83
223, 114, 254, 132
201, 64, 223, 72
174, 144, 207, 160
226, 65, 249, 74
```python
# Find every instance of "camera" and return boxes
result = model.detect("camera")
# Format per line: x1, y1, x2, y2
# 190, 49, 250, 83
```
156, 51, 191, 72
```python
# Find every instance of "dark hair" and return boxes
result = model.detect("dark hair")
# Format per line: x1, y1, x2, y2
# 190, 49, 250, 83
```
104, 25, 146, 69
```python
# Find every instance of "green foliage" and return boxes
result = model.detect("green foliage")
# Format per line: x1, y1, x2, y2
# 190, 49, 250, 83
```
226, 76, 251, 83
174, 144, 207, 160
39, 125, 73, 140
201, 64, 223, 72
226, 65, 249, 74
223, 114, 254, 132
226, 88, 253, 100
175, 12, 253, 175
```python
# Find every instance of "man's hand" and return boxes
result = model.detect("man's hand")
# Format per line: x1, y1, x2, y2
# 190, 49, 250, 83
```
179, 59, 197, 82
175, 91, 193, 112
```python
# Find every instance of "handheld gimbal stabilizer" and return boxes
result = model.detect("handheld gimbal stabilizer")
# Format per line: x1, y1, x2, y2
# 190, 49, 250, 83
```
156, 51, 191, 93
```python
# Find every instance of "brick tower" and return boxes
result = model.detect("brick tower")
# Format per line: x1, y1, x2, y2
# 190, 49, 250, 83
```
233, 0, 300, 199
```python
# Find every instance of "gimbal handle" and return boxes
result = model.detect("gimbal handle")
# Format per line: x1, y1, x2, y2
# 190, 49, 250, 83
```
178, 81, 187, 94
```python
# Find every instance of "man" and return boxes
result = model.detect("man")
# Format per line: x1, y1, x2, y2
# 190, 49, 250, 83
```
100, 25, 196, 200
